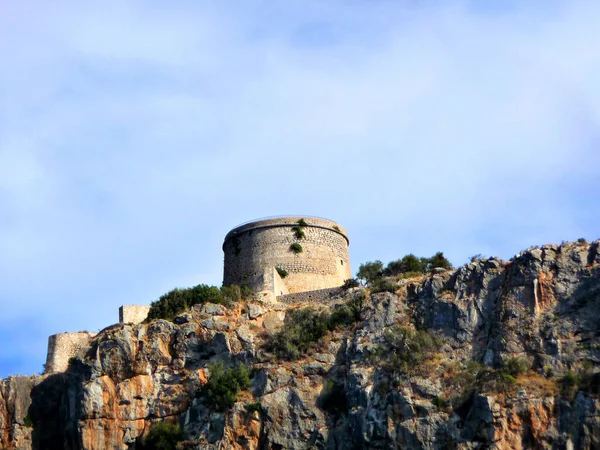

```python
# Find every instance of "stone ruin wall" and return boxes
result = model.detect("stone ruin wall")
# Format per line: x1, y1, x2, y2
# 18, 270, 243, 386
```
44, 331, 96, 373
223, 217, 351, 296
119, 305, 151, 324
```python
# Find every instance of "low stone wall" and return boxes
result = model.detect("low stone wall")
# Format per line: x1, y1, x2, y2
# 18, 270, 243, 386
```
119, 305, 150, 324
277, 287, 343, 304
45, 332, 96, 373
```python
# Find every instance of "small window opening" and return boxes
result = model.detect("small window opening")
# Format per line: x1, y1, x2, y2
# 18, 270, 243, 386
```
340, 259, 344, 265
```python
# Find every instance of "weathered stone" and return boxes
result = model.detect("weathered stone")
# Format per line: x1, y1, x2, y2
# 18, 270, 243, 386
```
201, 303, 225, 316
247, 303, 266, 319
262, 310, 285, 334
1, 240, 599, 450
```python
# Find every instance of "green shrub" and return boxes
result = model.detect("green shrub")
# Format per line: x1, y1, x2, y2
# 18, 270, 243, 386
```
383, 252, 453, 277
275, 267, 289, 278
371, 279, 398, 294
201, 362, 251, 412
559, 367, 599, 397
384, 254, 428, 276
342, 278, 360, 289
432, 396, 448, 410
267, 298, 364, 360
290, 243, 303, 253
328, 294, 364, 330
143, 422, 183, 450
445, 360, 525, 402
372, 326, 439, 376
332, 225, 340, 232
221, 284, 252, 304
147, 284, 225, 321
291, 225, 305, 239
501, 357, 530, 377
357, 261, 383, 284
296, 218, 308, 227
23, 415, 33, 428
267, 308, 329, 360
427, 252, 453, 271
469, 254, 484, 263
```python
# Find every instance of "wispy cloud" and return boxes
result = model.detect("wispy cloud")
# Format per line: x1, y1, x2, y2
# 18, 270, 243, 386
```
1, 1, 598, 377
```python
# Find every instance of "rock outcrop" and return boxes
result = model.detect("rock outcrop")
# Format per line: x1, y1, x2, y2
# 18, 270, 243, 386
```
1, 240, 599, 449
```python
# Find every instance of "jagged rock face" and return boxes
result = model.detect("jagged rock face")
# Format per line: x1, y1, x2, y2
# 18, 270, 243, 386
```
0, 240, 599, 450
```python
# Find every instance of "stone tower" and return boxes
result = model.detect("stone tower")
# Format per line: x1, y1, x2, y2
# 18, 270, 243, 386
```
223, 216, 351, 298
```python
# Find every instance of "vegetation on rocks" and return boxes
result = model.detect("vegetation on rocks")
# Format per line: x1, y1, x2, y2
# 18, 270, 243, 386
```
357, 252, 453, 285
146, 284, 225, 321
275, 266, 289, 278
142, 422, 183, 450
370, 278, 399, 294
372, 325, 440, 377
146, 283, 250, 321
201, 362, 251, 412
356, 260, 384, 284
290, 242, 303, 253
1, 240, 599, 450
267, 296, 364, 360
341, 277, 360, 289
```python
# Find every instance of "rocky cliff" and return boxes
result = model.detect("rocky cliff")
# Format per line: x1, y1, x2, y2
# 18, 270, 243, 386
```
1, 240, 599, 449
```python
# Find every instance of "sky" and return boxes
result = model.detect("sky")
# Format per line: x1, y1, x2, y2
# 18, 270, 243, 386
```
0, 0, 599, 378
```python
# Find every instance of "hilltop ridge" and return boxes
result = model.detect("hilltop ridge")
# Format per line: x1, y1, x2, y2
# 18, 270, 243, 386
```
1, 239, 599, 449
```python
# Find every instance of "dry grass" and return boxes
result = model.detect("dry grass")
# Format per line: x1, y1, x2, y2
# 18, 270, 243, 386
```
516, 372, 559, 397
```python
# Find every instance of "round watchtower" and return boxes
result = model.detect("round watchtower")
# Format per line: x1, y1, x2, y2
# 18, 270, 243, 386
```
223, 216, 351, 296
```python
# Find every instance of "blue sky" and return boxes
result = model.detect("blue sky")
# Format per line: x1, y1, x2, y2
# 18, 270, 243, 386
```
1, 1, 599, 378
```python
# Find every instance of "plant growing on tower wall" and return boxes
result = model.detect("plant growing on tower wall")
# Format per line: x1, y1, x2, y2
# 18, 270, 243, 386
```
290, 242, 303, 253
291, 219, 307, 239
276, 266, 289, 278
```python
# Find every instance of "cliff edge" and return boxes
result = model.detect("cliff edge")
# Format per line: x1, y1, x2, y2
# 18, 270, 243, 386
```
1, 240, 599, 449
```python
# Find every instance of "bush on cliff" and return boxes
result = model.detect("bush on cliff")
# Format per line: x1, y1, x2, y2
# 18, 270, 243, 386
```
201, 362, 251, 411
267, 308, 330, 360
267, 297, 364, 360
142, 422, 183, 450
383, 254, 428, 276
383, 252, 453, 277
358, 253, 453, 286
146, 284, 225, 321
372, 326, 440, 376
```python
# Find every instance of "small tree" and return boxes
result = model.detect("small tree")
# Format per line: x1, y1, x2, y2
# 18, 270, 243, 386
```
384, 254, 427, 276
357, 261, 383, 285
147, 284, 225, 321
426, 252, 453, 272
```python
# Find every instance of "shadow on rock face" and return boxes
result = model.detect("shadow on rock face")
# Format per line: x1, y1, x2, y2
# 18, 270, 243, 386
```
28, 365, 87, 450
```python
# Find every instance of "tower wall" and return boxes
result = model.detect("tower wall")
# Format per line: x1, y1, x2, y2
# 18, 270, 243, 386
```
223, 217, 351, 295
44, 331, 96, 373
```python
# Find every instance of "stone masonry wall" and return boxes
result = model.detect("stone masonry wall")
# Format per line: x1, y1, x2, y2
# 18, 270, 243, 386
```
277, 287, 343, 304
119, 305, 151, 324
223, 217, 351, 295
44, 332, 96, 373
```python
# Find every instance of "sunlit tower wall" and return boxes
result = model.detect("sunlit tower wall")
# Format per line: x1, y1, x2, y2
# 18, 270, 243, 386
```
223, 216, 351, 298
